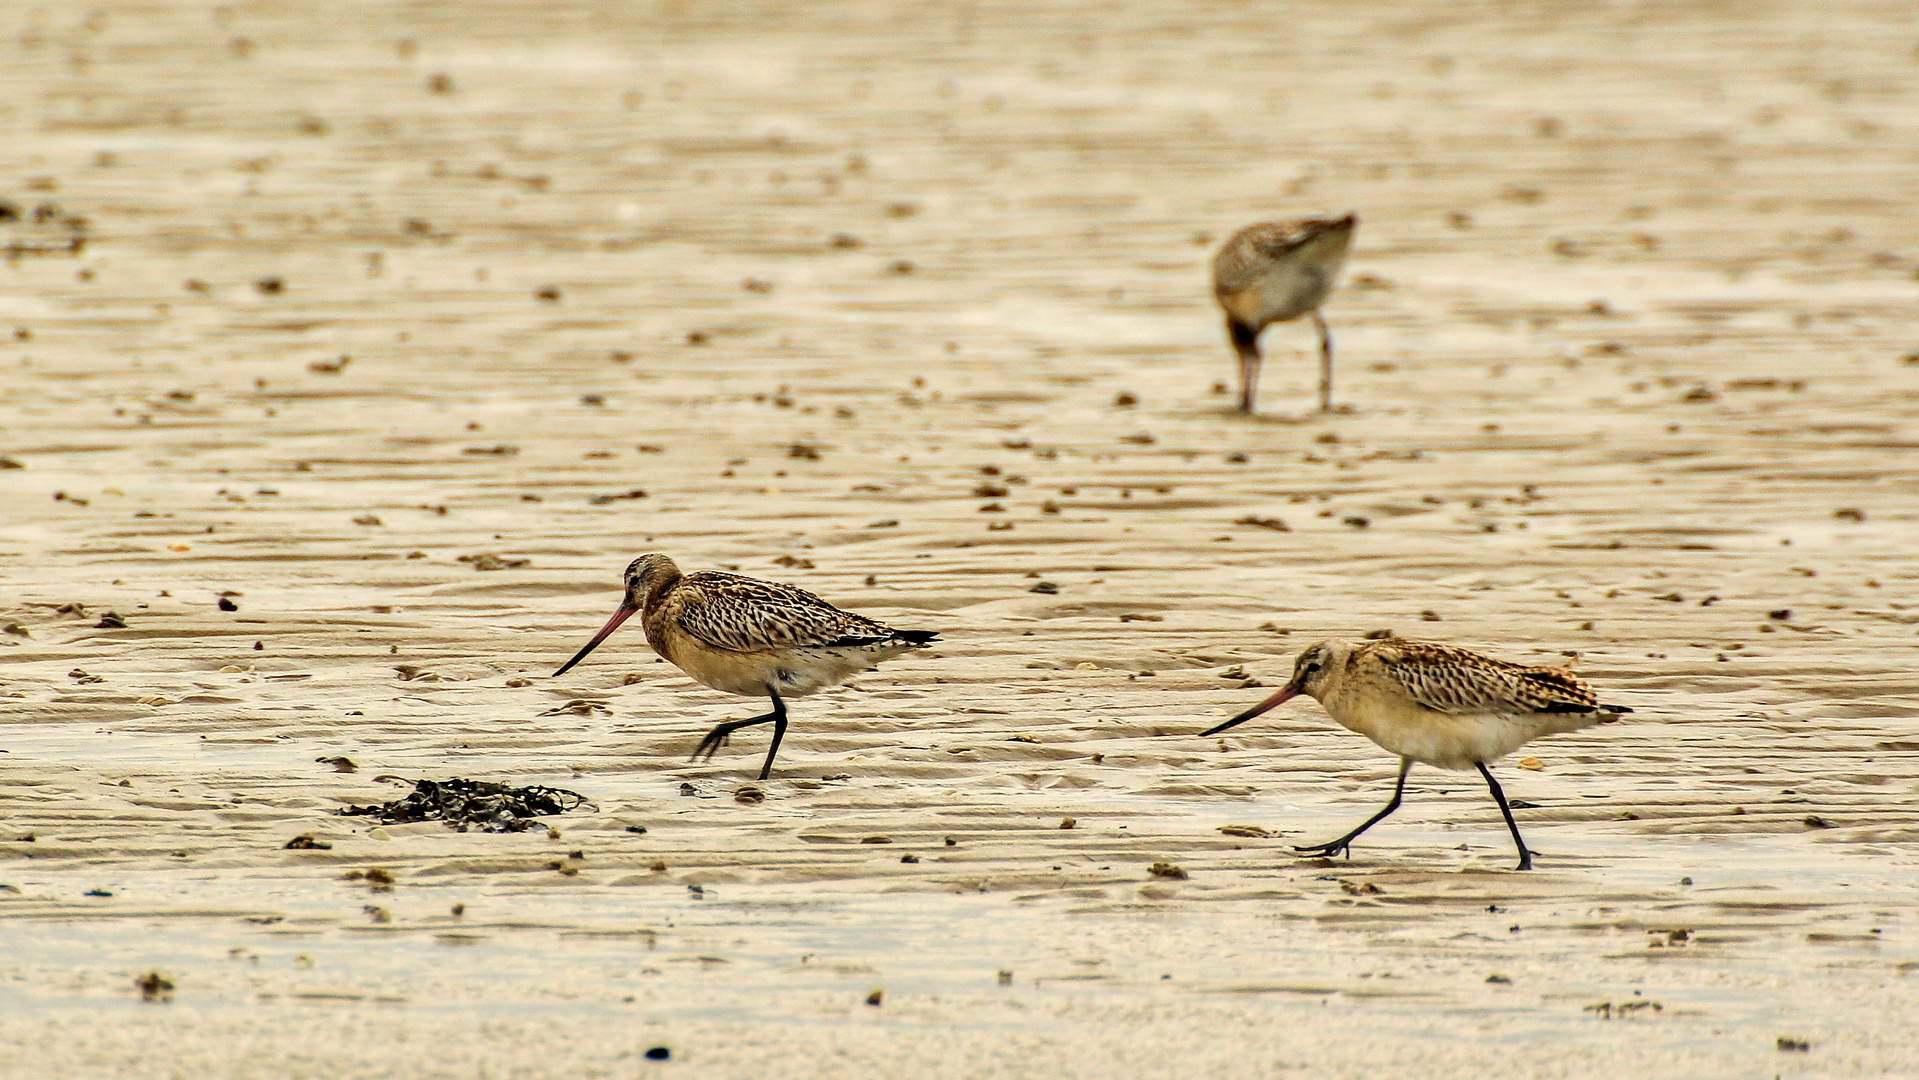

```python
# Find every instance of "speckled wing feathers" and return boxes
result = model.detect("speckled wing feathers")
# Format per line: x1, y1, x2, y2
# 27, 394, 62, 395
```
1369, 640, 1605, 716
668, 571, 909, 653
1212, 218, 1345, 296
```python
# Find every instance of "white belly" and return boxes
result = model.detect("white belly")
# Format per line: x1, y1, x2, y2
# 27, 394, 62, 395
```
1221, 260, 1341, 329
1322, 694, 1599, 771
669, 639, 914, 698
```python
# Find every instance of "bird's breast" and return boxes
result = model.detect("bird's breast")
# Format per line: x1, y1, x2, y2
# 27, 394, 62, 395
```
1224, 263, 1334, 328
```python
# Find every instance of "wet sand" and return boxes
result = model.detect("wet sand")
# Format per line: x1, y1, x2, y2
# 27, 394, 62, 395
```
3, 0, 1918, 1075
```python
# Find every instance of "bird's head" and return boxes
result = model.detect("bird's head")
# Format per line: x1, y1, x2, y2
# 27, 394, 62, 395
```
622, 553, 681, 606
554, 554, 681, 677
1285, 639, 1348, 700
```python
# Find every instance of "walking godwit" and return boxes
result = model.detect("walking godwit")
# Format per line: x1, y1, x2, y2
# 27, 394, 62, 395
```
1201, 638, 1631, 869
553, 554, 938, 779
1212, 214, 1357, 414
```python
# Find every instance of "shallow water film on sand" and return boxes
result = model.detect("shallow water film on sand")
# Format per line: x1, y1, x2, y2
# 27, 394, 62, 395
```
2, 0, 1917, 1076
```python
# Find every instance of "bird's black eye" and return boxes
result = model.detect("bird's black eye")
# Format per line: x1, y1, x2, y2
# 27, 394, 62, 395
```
1303, 661, 1321, 673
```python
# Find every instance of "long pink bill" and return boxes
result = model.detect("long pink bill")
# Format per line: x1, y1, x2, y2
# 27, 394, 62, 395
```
1199, 683, 1300, 737
553, 603, 638, 677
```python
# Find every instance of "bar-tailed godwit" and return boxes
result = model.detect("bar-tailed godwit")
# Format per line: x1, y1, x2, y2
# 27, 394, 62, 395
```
1201, 638, 1631, 869
1212, 214, 1356, 413
554, 554, 938, 779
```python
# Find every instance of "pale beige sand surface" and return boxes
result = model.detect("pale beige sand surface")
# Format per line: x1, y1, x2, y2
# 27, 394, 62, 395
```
3, 1, 1918, 1076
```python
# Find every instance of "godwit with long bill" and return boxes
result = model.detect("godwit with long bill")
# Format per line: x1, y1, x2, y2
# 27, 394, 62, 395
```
1202, 637, 1632, 869
554, 554, 938, 779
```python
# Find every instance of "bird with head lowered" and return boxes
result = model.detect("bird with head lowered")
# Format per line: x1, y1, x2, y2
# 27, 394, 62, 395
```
1212, 213, 1357, 414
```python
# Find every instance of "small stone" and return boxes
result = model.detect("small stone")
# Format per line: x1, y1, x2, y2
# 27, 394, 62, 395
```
1233, 515, 1289, 532
865, 988, 884, 1006
1058, 817, 1076, 830
1147, 862, 1187, 880
135, 971, 174, 1001
644, 1047, 671, 1061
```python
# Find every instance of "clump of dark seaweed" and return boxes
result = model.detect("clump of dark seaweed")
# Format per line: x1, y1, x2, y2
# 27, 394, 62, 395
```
337, 778, 591, 832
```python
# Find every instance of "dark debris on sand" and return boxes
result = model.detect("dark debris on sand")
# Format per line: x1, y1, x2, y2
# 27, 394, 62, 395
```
337, 778, 591, 832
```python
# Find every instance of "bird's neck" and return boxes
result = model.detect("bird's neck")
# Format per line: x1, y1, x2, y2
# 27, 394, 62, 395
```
637, 569, 682, 617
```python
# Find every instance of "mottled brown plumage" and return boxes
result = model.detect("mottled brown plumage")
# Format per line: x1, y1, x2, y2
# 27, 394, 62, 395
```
554, 554, 937, 779
1212, 214, 1356, 414
1364, 639, 1602, 719
1202, 638, 1631, 870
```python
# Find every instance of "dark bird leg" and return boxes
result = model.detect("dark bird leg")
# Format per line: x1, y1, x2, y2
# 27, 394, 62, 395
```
691, 686, 789, 780
1294, 757, 1412, 860
1311, 309, 1334, 412
1475, 762, 1533, 871
1227, 317, 1261, 414
756, 685, 790, 781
